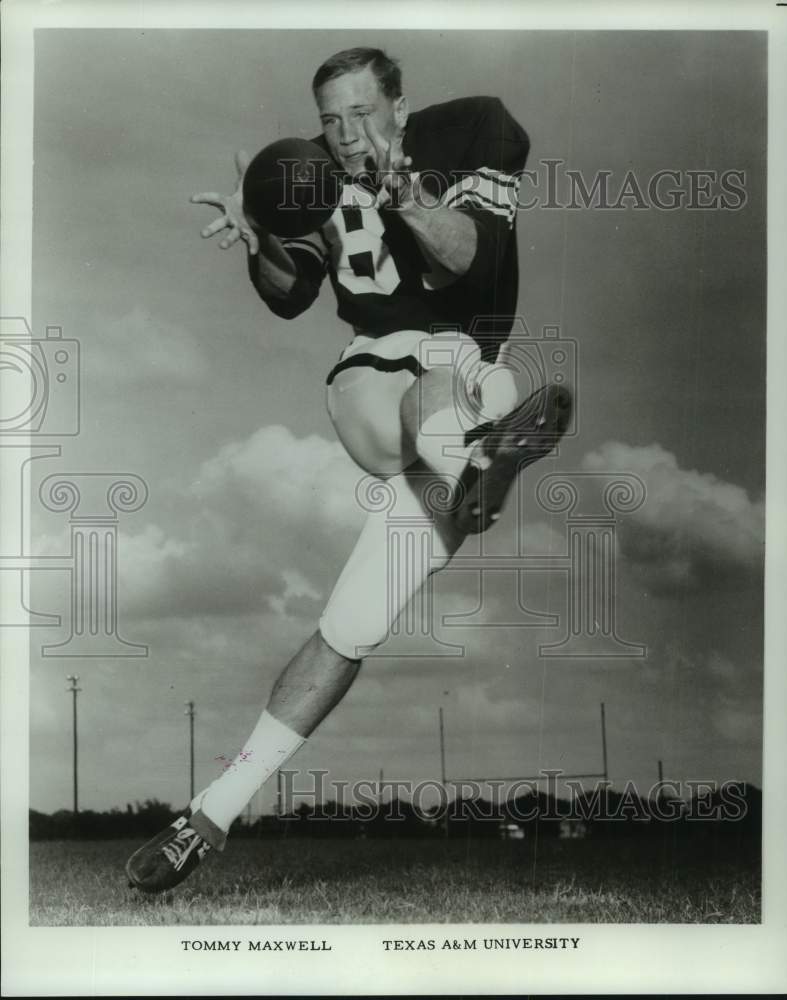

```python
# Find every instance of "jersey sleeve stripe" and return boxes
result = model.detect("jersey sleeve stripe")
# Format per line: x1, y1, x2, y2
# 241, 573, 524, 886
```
449, 191, 509, 213
476, 166, 521, 190
446, 189, 517, 224
281, 237, 328, 265
442, 171, 520, 216
453, 166, 521, 190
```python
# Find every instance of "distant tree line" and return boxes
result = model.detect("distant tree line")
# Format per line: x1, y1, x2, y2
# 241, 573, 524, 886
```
29, 784, 761, 843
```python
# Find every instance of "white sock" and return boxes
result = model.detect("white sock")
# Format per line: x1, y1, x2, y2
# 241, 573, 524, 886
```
474, 362, 519, 422
190, 710, 305, 833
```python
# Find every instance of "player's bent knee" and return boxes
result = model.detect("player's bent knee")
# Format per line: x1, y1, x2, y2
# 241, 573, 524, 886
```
317, 616, 367, 662
318, 539, 451, 661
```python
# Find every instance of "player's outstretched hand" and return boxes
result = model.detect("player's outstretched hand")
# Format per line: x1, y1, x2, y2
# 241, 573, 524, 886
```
190, 150, 261, 255
363, 117, 415, 211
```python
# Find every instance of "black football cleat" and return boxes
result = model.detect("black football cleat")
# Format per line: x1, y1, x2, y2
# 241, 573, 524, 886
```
454, 382, 572, 535
126, 813, 212, 894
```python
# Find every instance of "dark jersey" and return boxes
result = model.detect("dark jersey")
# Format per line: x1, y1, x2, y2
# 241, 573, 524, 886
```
254, 96, 529, 363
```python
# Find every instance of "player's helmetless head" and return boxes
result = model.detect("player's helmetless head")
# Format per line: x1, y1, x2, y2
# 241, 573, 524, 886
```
313, 47, 408, 177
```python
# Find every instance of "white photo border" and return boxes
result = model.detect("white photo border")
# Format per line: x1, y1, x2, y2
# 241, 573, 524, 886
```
2, 0, 786, 995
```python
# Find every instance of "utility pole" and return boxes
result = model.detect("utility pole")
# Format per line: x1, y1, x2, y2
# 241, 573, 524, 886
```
184, 701, 195, 800
439, 706, 448, 837
66, 675, 81, 814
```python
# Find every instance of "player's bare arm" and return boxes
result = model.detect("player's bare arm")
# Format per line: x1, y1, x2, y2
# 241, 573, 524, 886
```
364, 116, 477, 276
191, 150, 298, 300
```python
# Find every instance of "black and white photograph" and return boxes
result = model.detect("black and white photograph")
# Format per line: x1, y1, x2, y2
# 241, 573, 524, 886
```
2, 1, 786, 995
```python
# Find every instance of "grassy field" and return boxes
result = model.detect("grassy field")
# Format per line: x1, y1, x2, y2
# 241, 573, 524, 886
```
29, 834, 760, 926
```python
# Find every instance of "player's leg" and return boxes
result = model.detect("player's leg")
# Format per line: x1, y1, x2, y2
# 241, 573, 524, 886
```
326, 329, 519, 485
401, 334, 519, 496
180, 454, 465, 852
126, 331, 566, 893
125, 635, 362, 892
318, 329, 572, 669
318, 463, 466, 660
191, 340, 479, 830
126, 343, 446, 893
328, 327, 541, 504
126, 383, 457, 893
397, 334, 571, 533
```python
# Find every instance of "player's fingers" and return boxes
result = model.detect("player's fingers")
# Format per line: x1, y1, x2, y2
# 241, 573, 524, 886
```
235, 149, 252, 177
388, 129, 409, 170
201, 217, 228, 238
191, 192, 225, 207
219, 227, 241, 249
243, 229, 260, 255
363, 117, 390, 168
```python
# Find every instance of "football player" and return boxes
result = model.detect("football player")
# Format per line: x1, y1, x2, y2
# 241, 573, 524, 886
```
126, 47, 570, 891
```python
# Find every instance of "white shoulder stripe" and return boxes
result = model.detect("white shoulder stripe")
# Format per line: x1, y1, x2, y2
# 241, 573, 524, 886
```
477, 166, 521, 190
442, 167, 520, 223
449, 192, 515, 222
281, 234, 328, 264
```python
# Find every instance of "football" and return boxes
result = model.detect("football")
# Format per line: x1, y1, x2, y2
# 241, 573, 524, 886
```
242, 138, 342, 238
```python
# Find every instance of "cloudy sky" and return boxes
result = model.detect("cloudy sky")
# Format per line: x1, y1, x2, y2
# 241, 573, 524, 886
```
27, 29, 765, 814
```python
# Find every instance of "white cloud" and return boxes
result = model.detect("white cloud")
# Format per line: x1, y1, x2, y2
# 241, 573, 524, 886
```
582, 441, 764, 590
267, 568, 323, 618
81, 426, 366, 623
197, 424, 365, 533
